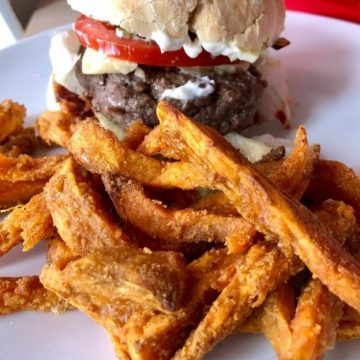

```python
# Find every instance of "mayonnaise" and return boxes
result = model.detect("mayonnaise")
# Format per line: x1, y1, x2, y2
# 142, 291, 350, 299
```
201, 41, 260, 63
49, 30, 85, 95
160, 76, 215, 101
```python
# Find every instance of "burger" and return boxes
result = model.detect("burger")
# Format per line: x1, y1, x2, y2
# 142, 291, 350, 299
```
48, 0, 288, 137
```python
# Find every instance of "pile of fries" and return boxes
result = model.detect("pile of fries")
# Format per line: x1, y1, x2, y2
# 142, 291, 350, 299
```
1, 98, 360, 360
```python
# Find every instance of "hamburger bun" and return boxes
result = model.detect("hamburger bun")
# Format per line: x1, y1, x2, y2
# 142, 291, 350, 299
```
67, 0, 285, 61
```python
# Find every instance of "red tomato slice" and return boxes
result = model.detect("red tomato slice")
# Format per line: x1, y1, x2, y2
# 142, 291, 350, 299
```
75, 15, 239, 67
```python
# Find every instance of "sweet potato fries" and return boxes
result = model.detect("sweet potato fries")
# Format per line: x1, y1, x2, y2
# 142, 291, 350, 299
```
1, 100, 360, 360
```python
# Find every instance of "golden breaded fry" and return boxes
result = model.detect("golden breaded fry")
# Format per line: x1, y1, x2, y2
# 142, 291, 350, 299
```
35, 111, 79, 147
0, 153, 67, 208
44, 158, 130, 255
0, 100, 25, 142
241, 200, 357, 360
291, 279, 343, 360
272, 127, 320, 200
338, 305, 360, 340
103, 175, 256, 248
306, 160, 360, 220
68, 119, 211, 190
42, 247, 186, 312
0, 179, 47, 209
111, 249, 245, 360
123, 121, 151, 150
240, 282, 295, 359
0, 276, 70, 314
46, 235, 78, 269
0, 193, 54, 256
173, 244, 302, 360
289, 201, 359, 360
256, 283, 295, 358
191, 191, 239, 216
0, 153, 67, 182
138, 125, 183, 160
157, 101, 360, 313
0, 127, 37, 157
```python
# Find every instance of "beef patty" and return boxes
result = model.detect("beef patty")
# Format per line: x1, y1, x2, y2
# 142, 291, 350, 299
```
76, 63, 266, 134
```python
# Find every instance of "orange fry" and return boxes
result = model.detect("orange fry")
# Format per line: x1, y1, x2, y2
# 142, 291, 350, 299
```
174, 243, 302, 360
338, 305, 360, 341
42, 247, 187, 312
123, 121, 151, 150
0, 153, 67, 208
103, 175, 256, 248
305, 160, 360, 220
289, 201, 357, 360
0, 179, 47, 209
157, 101, 360, 313
240, 282, 295, 359
35, 111, 80, 147
114, 249, 246, 360
68, 119, 211, 190
0, 153, 67, 182
0, 193, 54, 256
0, 127, 37, 157
0, 100, 25, 142
291, 279, 343, 360
44, 158, 130, 256
0, 276, 70, 315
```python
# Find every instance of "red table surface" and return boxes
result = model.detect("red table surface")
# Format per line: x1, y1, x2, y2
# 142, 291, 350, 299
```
286, 0, 360, 23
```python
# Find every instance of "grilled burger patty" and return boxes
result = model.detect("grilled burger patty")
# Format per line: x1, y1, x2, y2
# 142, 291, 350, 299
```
76, 63, 266, 134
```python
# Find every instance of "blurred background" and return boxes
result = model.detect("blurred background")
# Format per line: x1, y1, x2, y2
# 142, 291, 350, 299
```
0, 0, 77, 49
0, 0, 359, 50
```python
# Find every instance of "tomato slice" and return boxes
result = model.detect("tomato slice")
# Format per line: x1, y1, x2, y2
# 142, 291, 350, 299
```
75, 15, 239, 67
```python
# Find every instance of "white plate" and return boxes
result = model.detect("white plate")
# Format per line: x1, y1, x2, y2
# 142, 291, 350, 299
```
1, 11, 360, 360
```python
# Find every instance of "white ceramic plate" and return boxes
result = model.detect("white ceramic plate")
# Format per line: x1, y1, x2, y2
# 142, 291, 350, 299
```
1, 11, 360, 360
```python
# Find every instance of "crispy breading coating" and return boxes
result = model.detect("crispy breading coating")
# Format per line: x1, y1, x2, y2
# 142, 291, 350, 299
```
44, 158, 130, 255
0, 100, 25, 143
0, 193, 54, 256
0, 276, 70, 315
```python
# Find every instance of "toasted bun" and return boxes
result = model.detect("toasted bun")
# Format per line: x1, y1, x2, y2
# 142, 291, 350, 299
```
68, 0, 285, 60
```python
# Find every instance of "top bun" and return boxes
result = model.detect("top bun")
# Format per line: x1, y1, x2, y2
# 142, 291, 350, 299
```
68, 0, 285, 61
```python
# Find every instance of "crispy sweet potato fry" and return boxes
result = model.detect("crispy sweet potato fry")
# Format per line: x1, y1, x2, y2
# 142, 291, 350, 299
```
240, 282, 295, 359
157, 101, 360, 313
291, 279, 343, 360
35, 111, 80, 147
110, 249, 245, 360
0, 179, 47, 209
289, 201, 358, 360
42, 247, 186, 312
0, 193, 54, 256
241, 200, 357, 360
0, 153, 67, 208
191, 191, 238, 216
0, 153, 67, 182
123, 121, 151, 150
68, 119, 211, 190
0, 127, 37, 157
272, 128, 320, 200
0, 276, 70, 314
338, 305, 360, 340
103, 174, 256, 249
174, 244, 302, 360
44, 158, 130, 255
0, 100, 25, 142
305, 160, 360, 220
